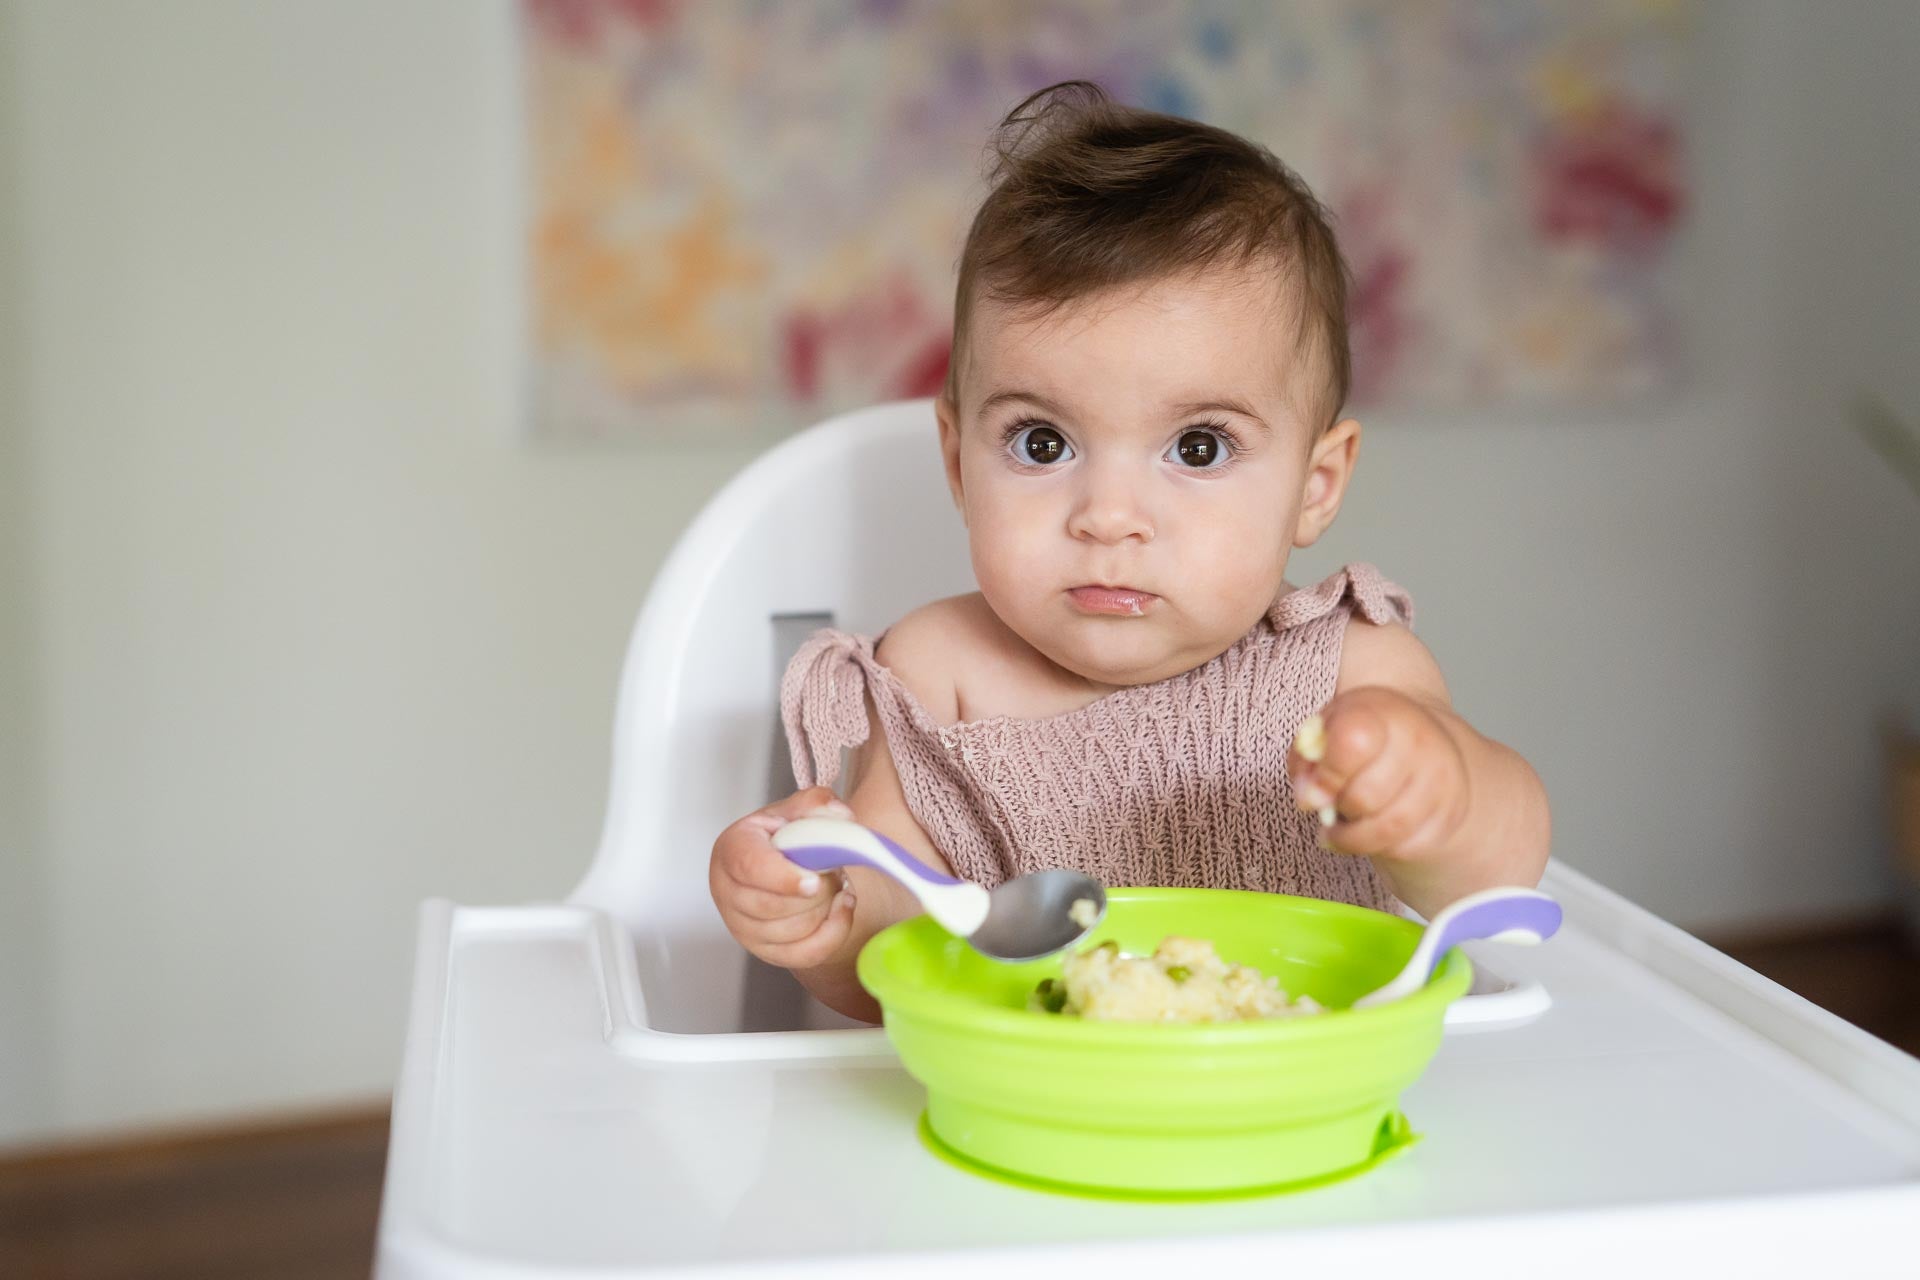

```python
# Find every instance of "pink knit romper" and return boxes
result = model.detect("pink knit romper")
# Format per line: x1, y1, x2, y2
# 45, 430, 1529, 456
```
780, 564, 1412, 911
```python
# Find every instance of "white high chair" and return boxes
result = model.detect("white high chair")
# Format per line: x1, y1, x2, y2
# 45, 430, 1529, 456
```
378, 401, 1920, 1278
567, 399, 974, 1042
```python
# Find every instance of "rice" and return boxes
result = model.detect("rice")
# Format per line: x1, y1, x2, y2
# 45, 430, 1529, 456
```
1030, 936, 1324, 1023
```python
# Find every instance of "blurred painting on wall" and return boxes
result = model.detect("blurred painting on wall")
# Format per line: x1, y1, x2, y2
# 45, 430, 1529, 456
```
523, 0, 1688, 441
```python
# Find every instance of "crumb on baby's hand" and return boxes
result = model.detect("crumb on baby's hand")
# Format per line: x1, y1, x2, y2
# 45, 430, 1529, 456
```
1294, 712, 1327, 762
1293, 713, 1337, 826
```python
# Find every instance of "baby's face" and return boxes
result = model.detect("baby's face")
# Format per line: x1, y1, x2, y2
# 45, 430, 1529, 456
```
940, 265, 1349, 689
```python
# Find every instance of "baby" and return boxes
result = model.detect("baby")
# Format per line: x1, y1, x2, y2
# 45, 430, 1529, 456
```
710, 82, 1551, 1023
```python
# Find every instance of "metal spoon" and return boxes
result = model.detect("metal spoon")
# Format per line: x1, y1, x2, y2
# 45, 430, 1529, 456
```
1352, 885, 1563, 1009
772, 817, 1106, 963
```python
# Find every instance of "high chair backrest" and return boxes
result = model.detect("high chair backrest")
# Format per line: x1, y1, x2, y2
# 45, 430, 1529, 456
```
570, 400, 973, 958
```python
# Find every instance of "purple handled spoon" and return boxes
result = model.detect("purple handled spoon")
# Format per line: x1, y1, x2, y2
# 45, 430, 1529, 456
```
1353, 885, 1563, 1009
771, 817, 1105, 963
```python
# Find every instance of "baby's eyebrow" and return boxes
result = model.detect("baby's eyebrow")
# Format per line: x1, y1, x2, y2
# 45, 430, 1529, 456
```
977, 389, 1272, 435
977, 389, 1065, 418
1170, 398, 1271, 433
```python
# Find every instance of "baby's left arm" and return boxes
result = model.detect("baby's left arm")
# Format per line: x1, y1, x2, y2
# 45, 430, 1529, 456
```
1286, 618, 1551, 919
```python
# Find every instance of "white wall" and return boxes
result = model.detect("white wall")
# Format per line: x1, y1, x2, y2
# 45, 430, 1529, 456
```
1, 0, 1916, 1144
1296, 0, 1920, 929
0, 0, 56, 1149
3, 1, 761, 1143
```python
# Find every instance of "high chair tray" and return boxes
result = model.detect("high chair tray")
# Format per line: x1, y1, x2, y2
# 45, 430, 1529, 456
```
376, 862, 1920, 1278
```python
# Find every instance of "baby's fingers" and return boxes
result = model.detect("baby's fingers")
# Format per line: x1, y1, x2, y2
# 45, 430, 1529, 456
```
1296, 701, 1388, 801
754, 889, 859, 969
1327, 736, 1416, 823
717, 788, 853, 896
720, 872, 839, 924
1323, 779, 1448, 858
1317, 700, 1393, 784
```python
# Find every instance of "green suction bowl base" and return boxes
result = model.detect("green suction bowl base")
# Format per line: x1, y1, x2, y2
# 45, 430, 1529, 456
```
918, 1105, 1417, 1202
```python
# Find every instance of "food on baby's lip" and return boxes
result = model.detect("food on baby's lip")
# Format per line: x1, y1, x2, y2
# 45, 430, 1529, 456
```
1293, 712, 1338, 827
1029, 936, 1324, 1023
1067, 896, 1100, 929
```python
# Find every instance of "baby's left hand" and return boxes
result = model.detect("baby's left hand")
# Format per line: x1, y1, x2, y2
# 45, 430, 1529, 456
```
1287, 687, 1471, 862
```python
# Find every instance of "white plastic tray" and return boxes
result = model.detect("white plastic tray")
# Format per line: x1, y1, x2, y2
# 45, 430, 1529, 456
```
376, 862, 1920, 1277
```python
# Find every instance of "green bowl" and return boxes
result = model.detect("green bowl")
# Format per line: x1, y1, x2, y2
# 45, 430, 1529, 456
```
857, 887, 1471, 1196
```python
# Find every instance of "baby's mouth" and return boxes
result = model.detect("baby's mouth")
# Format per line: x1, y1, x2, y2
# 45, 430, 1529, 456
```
1067, 585, 1159, 617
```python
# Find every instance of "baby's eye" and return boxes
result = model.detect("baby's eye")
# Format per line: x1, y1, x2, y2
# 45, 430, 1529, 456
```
1168, 428, 1230, 469
1010, 424, 1074, 466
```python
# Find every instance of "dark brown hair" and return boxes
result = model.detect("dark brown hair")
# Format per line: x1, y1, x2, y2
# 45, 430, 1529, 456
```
948, 81, 1352, 432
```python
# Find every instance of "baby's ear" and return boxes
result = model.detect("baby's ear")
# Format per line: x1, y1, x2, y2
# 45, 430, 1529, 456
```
1293, 418, 1361, 548
935, 396, 967, 521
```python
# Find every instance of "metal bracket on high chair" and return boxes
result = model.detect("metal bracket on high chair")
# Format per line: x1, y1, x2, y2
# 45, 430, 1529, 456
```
766, 610, 835, 802
739, 610, 840, 1034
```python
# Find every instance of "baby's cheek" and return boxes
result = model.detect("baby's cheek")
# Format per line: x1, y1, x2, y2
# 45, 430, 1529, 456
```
974, 477, 1064, 553
966, 514, 1058, 639
968, 513, 1038, 595
1184, 519, 1288, 620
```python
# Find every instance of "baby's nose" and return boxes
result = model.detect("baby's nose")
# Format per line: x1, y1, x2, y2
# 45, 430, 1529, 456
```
1066, 473, 1154, 544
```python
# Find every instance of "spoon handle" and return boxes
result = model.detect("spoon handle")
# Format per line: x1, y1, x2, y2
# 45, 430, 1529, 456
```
772, 817, 991, 937
1422, 887, 1563, 958
1355, 886, 1563, 1009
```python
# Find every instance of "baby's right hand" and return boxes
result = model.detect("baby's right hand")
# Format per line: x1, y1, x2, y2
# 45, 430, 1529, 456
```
710, 787, 861, 971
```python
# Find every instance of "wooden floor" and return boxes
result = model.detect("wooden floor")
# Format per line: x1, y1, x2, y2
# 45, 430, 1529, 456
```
0, 1109, 389, 1280
1717, 917, 1920, 1057
1, 923, 1915, 1279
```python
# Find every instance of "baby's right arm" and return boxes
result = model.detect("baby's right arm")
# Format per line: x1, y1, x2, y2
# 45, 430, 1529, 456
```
709, 626, 957, 1023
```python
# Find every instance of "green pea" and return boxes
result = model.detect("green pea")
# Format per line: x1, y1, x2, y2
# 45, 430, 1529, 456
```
1167, 965, 1192, 984
1031, 977, 1068, 1013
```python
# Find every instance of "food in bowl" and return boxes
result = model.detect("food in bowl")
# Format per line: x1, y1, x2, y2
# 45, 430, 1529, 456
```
1030, 936, 1325, 1023
861, 888, 1470, 1194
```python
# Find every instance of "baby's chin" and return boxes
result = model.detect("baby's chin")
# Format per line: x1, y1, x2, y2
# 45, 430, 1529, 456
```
1029, 617, 1235, 689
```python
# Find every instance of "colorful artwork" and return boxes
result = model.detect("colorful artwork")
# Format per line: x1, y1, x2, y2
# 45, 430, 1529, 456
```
524, 0, 1688, 440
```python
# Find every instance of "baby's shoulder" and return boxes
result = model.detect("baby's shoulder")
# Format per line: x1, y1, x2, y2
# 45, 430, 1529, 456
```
1333, 612, 1448, 703
873, 595, 992, 725
876, 594, 1065, 726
